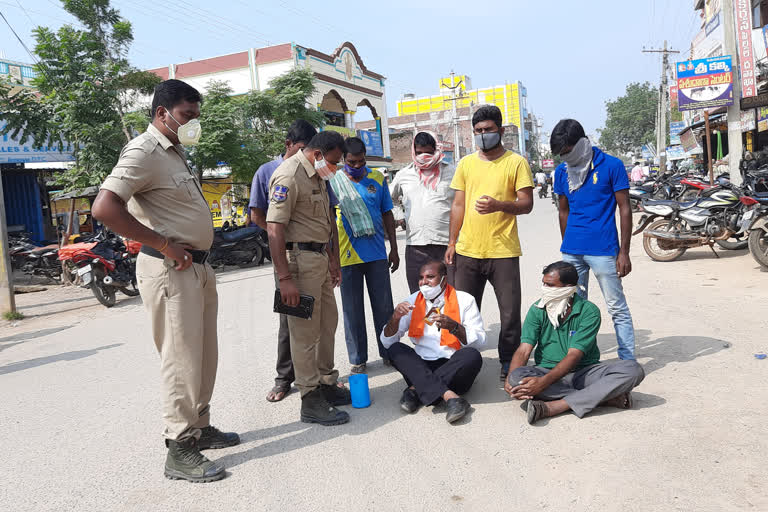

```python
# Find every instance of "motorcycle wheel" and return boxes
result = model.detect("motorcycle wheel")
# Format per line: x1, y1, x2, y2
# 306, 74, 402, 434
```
238, 244, 264, 268
715, 238, 748, 250
642, 219, 688, 262
91, 268, 116, 307
748, 228, 768, 269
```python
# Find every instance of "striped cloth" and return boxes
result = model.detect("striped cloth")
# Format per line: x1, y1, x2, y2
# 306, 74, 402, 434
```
329, 169, 376, 237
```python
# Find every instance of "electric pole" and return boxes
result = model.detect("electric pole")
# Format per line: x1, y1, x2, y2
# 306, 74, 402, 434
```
442, 71, 465, 160
644, 41, 679, 173
0, 172, 16, 315
722, 0, 744, 185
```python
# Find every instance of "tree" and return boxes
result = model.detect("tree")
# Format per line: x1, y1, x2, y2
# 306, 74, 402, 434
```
0, 0, 160, 190
187, 68, 326, 184
188, 80, 264, 181
598, 82, 658, 157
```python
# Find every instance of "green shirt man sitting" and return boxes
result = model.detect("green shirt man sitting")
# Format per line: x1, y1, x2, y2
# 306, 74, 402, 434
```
504, 261, 645, 424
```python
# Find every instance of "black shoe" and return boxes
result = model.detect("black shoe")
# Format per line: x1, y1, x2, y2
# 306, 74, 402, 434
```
445, 397, 470, 423
301, 388, 350, 426
197, 426, 240, 450
164, 438, 225, 483
500, 361, 511, 382
400, 388, 421, 414
321, 383, 352, 406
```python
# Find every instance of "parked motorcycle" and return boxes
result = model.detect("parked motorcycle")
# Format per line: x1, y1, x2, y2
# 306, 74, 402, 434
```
58, 232, 140, 307
633, 186, 752, 262
9, 237, 62, 282
742, 198, 768, 269
208, 223, 269, 268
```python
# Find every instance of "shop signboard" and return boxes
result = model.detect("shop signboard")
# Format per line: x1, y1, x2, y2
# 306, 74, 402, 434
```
542, 159, 555, 169
680, 128, 702, 153
670, 121, 686, 145
676, 56, 734, 111
729, 108, 756, 131
358, 129, 383, 157
757, 106, 768, 132
641, 144, 655, 159
735, 0, 757, 98
0, 121, 75, 163
666, 145, 688, 161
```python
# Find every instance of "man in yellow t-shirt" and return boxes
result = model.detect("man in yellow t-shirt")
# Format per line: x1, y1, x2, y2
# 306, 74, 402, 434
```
445, 105, 534, 381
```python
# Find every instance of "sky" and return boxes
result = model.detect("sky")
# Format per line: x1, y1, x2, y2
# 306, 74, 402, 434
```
0, 0, 701, 137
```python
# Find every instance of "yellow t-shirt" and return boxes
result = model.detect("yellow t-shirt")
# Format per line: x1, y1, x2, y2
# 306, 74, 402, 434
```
450, 151, 534, 259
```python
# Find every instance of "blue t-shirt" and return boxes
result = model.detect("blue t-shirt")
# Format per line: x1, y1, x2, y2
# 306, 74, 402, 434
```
553, 147, 629, 256
336, 168, 393, 267
249, 155, 337, 212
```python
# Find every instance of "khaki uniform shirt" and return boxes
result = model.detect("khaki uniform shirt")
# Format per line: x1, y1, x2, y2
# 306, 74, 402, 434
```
100, 124, 214, 250
266, 151, 332, 243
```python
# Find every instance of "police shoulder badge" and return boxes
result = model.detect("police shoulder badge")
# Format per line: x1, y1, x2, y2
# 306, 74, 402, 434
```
272, 185, 289, 203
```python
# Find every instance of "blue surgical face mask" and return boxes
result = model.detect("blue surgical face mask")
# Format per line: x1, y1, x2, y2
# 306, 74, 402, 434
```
474, 131, 501, 152
345, 163, 367, 179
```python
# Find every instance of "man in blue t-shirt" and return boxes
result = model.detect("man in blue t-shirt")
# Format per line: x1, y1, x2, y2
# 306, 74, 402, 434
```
335, 137, 399, 373
551, 119, 636, 361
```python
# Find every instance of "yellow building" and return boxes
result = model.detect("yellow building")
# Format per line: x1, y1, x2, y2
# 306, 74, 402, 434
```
397, 75, 529, 157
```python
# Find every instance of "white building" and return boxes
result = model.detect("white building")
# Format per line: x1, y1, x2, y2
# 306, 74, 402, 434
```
146, 41, 392, 166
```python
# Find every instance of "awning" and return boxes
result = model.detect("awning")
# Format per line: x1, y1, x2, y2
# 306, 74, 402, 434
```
51, 186, 100, 200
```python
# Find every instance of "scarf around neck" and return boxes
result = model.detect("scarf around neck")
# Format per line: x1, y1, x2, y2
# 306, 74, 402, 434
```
411, 131, 445, 190
564, 137, 594, 192
535, 285, 579, 328
408, 284, 462, 350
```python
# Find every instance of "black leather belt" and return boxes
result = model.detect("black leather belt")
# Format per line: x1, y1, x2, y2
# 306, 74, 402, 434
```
286, 242, 326, 253
140, 245, 210, 264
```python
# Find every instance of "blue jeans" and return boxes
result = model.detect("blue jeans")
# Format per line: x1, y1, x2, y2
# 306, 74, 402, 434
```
561, 253, 636, 360
340, 259, 394, 365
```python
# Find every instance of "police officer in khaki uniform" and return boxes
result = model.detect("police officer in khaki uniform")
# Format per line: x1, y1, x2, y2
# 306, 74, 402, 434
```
92, 80, 238, 483
267, 130, 352, 425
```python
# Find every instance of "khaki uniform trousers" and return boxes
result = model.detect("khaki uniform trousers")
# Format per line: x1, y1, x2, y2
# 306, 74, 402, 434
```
279, 248, 339, 397
136, 254, 219, 441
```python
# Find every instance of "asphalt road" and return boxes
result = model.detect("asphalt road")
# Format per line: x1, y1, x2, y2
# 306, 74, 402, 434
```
1, 197, 766, 511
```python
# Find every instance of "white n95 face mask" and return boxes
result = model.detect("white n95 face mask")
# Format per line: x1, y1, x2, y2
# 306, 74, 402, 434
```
166, 112, 202, 146
419, 277, 445, 301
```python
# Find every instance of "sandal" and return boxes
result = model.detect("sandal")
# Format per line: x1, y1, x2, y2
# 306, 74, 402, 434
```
350, 363, 367, 374
266, 384, 291, 402
526, 400, 547, 425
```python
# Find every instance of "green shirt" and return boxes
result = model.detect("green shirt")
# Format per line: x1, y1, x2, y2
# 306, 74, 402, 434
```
520, 294, 601, 370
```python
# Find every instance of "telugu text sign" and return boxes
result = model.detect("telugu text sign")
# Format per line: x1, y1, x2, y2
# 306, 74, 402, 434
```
676, 56, 734, 111
735, 0, 756, 98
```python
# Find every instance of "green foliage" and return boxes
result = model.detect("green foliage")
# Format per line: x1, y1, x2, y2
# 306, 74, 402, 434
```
3, 311, 24, 321
0, 0, 160, 190
598, 82, 658, 156
192, 68, 325, 183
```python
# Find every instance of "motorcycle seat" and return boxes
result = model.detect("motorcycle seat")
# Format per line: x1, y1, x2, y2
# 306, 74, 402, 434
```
220, 226, 263, 242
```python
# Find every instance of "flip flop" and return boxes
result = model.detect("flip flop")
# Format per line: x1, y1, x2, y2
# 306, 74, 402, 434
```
266, 385, 291, 402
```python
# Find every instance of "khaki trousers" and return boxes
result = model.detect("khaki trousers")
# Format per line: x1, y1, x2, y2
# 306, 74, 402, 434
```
136, 253, 219, 441
278, 249, 339, 397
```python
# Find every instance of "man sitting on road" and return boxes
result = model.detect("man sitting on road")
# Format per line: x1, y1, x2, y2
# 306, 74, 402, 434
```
381, 260, 485, 423
505, 261, 645, 425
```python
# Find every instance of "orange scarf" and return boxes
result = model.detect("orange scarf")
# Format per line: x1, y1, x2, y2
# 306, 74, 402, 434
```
408, 284, 462, 350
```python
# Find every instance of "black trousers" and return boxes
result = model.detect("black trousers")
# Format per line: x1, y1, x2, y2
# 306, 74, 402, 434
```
405, 244, 456, 294
274, 313, 295, 387
454, 254, 521, 364
388, 343, 482, 405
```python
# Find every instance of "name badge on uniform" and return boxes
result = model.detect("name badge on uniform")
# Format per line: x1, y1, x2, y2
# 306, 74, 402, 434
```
272, 185, 289, 203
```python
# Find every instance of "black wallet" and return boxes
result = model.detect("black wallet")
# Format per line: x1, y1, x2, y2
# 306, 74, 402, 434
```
273, 290, 315, 319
